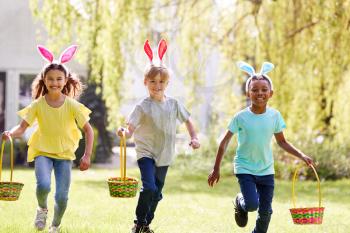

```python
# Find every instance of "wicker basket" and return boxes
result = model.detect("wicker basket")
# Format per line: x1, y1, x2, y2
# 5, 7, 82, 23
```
107, 132, 138, 198
289, 164, 324, 224
0, 137, 24, 201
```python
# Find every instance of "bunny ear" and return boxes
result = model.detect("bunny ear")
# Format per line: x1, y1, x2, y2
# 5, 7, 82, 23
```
158, 39, 167, 61
144, 40, 153, 62
236, 61, 255, 76
59, 45, 78, 64
260, 62, 275, 75
37, 45, 54, 63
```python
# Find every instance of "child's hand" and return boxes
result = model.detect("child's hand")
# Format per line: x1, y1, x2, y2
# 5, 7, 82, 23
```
79, 154, 91, 171
301, 154, 314, 167
189, 138, 200, 149
2, 131, 11, 141
117, 127, 126, 137
208, 169, 220, 187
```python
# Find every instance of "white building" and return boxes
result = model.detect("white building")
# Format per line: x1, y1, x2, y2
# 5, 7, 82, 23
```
0, 0, 87, 133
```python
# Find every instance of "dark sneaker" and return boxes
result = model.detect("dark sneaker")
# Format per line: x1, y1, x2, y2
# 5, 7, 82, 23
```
131, 225, 154, 233
142, 226, 154, 233
131, 224, 143, 233
234, 193, 248, 227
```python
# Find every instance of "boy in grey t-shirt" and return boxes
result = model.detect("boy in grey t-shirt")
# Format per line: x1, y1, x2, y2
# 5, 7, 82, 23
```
118, 39, 200, 233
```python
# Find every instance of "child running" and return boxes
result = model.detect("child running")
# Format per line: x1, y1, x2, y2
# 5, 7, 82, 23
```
207, 61, 314, 233
117, 39, 200, 233
2, 45, 94, 233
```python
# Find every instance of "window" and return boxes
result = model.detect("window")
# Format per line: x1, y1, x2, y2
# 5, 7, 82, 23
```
19, 74, 36, 109
0, 72, 5, 132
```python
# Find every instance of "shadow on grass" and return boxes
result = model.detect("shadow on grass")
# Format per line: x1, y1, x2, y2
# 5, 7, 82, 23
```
73, 167, 350, 206
165, 171, 240, 198
73, 169, 239, 198
275, 179, 350, 204
12, 165, 347, 206
74, 179, 110, 190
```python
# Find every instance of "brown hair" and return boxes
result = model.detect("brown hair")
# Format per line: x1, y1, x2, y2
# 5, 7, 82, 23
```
144, 65, 169, 81
31, 63, 84, 99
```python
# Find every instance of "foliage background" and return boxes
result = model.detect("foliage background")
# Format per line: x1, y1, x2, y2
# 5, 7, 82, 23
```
29, 0, 350, 179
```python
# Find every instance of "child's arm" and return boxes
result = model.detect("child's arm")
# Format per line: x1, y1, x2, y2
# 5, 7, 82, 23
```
274, 132, 314, 166
117, 124, 135, 139
79, 122, 94, 171
208, 130, 233, 187
185, 117, 200, 149
2, 120, 29, 140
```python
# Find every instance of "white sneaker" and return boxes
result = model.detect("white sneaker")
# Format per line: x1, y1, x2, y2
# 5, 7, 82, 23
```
34, 207, 48, 231
49, 225, 60, 233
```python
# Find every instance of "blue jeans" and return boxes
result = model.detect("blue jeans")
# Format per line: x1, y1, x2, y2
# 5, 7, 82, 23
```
135, 157, 168, 226
236, 174, 274, 233
35, 156, 72, 227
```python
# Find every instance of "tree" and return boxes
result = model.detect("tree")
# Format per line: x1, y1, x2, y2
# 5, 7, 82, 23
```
30, 0, 153, 162
30, 0, 350, 171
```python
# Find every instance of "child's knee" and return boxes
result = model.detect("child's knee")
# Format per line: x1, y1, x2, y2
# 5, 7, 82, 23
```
55, 195, 68, 207
142, 181, 158, 193
153, 192, 163, 202
258, 209, 273, 217
37, 181, 51, 194
245, 199, 259, 212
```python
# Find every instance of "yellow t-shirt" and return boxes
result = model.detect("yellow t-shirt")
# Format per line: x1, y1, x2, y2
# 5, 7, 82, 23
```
17, 96, 91, 162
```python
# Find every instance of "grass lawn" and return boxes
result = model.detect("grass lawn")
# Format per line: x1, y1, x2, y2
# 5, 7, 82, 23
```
0, 167, 349, 233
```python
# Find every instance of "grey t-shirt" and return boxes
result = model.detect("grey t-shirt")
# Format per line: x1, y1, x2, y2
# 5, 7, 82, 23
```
127, 96, 190, 166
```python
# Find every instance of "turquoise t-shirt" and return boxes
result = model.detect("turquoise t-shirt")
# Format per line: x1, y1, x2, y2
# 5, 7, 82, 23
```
228, 107, 286, 175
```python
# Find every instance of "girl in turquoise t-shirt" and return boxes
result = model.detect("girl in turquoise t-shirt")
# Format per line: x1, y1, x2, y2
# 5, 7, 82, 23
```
208, 61, 314, 233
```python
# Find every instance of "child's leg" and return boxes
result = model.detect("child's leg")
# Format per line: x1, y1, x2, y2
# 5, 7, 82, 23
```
35, 156, 54, 209
145, 166, 168, 225
135, 157, 157, 226
253, 175, 274, 233
236, 174, 259, 212
51, 159, 72, 227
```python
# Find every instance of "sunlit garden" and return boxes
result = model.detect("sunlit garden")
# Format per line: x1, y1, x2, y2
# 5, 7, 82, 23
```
1, 0, 350, 232
0, 165, 350, 233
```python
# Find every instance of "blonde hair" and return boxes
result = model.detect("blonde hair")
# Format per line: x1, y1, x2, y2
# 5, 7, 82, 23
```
31, 63, 84, 99
144, 65, 169, 81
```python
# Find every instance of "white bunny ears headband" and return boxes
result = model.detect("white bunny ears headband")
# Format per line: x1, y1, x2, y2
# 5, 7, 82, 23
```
236, 61, 275, 91
37, 45, 78, 72
144, 39, 167, 66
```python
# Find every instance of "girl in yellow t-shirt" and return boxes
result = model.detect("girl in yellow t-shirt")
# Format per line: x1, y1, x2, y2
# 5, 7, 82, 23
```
2, 45, 94, 233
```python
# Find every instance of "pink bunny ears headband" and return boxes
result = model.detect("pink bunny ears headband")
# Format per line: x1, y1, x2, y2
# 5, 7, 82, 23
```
37, 45, 78, 65
144, 39, 167, 65
236, 61, 275, 91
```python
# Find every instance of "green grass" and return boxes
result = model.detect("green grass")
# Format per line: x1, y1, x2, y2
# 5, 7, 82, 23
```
0, 167, 349, 233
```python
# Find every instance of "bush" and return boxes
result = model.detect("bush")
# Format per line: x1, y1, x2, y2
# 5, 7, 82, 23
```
274, 140, 350, 180
304, 143, 350, 180
173, 136, 236, 176
174, 137, 350, 181
0, 138, 28, 167
74, 127, 98, 167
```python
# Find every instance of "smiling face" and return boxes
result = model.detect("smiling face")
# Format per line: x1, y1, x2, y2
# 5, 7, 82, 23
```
247, 78, 273, 110
144, 66, 169, 101
43, 69, 67, 95
144, 73, 169, 101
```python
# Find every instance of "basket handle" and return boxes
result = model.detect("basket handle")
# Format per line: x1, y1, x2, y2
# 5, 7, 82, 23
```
0, 136, 14, 182
118, 131, 127, 181
291, 164, 322, 208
